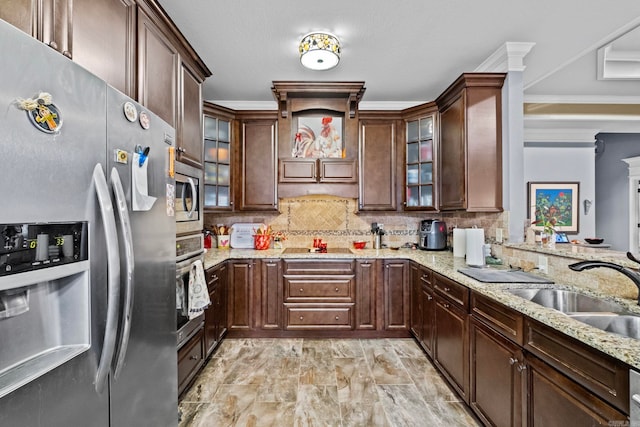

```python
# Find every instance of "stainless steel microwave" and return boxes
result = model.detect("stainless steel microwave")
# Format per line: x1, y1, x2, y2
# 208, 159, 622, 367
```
175, 161, 203, 235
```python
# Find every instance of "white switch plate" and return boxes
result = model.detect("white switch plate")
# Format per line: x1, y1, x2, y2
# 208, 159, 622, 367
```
538, 255, 548, 274
496, 228, 503, 243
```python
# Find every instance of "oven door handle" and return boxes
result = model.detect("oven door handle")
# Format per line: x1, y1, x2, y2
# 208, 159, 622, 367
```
92, 164, 121, 394
182, 177, 197, 219
110, 167, 135, 380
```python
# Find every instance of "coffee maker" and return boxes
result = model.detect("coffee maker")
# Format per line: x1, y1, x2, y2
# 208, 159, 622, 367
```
419, 219, 447, 250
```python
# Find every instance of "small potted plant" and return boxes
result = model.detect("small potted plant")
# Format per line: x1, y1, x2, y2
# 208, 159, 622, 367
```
273, 231, 287, 249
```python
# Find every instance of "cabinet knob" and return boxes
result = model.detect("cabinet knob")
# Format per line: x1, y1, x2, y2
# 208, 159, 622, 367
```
335, 287, 339, 292
443, 287, 451, 292
517, 364, 527, 372
427, 295, 433, 300
335, 316, 340, 320
189, 355, 199, 361
509, 357, 518, 365
443, 303, 450, 309
609, 389, 618, 397
299, 288, 304, 292
176, 147, 186, 153
299, 316, 304, 320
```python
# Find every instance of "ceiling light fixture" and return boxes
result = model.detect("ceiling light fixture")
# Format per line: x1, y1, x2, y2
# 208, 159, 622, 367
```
299, 32, 341, 71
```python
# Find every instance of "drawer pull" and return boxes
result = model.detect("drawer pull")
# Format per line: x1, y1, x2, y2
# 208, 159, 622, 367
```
444, 287, 451, 292
632, 394, 640, 406
609, 389, 618, 397
443, 303, 450, 309
427, 295, 433, 300
189, 355, 199, 361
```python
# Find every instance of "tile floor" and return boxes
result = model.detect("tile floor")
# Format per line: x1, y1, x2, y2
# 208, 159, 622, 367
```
178, 338, 481, 427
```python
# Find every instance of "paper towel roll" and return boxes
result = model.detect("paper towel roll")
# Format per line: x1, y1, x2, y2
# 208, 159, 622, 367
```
466, 228, 485, 267
453, 228, 466, 258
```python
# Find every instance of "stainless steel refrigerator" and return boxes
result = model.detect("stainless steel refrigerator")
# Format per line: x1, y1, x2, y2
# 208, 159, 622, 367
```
0, 19, 177, 426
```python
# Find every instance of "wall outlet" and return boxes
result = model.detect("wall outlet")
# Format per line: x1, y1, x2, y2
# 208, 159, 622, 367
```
538, 255, 548, 274
496, 228, 503, 243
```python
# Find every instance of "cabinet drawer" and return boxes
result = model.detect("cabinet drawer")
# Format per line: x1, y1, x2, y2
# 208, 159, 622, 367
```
206, 268, 221, 292
471, 292, 523, 345
433, 273, 469, 309
177, 328, 204, 396
283, 259, 354, 275
285, 278, 354, 302
524, 319, 629, 413
285, 305, 353, 329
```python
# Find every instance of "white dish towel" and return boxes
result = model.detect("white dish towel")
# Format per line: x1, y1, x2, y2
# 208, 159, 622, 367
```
188, 259, 211, 319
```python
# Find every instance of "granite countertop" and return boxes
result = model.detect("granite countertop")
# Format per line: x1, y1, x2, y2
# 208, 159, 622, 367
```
203, 247, 640, 370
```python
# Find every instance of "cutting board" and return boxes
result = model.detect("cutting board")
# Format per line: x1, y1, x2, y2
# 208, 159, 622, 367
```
458, 268, 554, 284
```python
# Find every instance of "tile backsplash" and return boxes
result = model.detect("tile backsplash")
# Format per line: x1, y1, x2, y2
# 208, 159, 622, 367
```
205, 195, 508, 249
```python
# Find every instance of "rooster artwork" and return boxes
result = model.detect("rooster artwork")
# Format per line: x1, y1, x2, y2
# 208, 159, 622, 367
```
292, 116, 342, 158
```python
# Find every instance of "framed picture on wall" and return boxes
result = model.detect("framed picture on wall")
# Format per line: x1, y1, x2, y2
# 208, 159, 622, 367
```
291, 113, 343, 158
528, 181, 580, 234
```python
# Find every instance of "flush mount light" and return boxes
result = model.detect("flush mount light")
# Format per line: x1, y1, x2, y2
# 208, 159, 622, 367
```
299, 32, 341, 71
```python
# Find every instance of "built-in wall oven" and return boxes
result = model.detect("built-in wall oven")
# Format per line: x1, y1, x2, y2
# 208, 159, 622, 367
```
175, 161, 203, 236
176, 233, 204, 348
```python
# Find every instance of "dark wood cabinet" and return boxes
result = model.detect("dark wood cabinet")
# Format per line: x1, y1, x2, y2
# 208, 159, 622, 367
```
436, 73, 505, 212
227, 260, 255, 331
259, 259, 282, 330
204, 263, 227, 356
358, 118, 397, 211
136, 6, 177, 128
355, 259, 377, 330
236, 116, 278, 211
409, 262, 434, 356
470, 317, 524, 427
433, 273, 469, 402
177, 60, 204, 168
383, 260, 409, 330
279, 158, 357, 183
524, 318, 629, 413
177, 327, 204, 396
526, 354, 627, 426
282, 259, 355, 330
402, 107, 438, 211
421, 283, 435, 356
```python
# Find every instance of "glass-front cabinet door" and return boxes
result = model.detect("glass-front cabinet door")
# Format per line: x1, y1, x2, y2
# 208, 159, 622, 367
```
405, 115, 436, 210
203, 115, 231, 210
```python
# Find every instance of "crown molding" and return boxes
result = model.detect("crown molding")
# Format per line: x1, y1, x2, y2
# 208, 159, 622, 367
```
209, 101, 277, 110
523, 127, 599, 143
524, 94, 640, 104
208, 100, 426, 111
475, 42, 536, 72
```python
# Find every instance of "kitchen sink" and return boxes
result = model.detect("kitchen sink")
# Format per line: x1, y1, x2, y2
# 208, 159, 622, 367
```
505, 288, 627, 314
282, 247, 353, 254
569, 315, 640, 340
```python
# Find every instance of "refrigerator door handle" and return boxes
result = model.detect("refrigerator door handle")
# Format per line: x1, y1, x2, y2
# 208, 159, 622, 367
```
182, 177, 197, 218
92, 164, 121, 394
110, 167, 135, 379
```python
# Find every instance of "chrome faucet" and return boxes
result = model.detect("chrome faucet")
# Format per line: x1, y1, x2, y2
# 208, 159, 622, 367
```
568, 253, 640, 305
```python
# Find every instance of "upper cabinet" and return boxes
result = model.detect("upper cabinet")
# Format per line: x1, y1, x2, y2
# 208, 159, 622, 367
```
358, 112, 400, 211
435, 73, 506, 212
402, 104, 438, 211
235, 112, 278, 211
2, 0, 211, 169
272, 82, 365, 199
203, 103, 234, 211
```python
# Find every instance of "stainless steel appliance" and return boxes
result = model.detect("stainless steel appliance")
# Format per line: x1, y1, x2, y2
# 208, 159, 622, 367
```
0, 20, 177, 426
419, 219, 448, 250
175, 161, 203, 236
176, 234, 205, 348
631, 369, 640, 425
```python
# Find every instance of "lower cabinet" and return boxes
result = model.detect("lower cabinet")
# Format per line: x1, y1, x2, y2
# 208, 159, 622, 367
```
526, 353, 627, 426
282, 259, 355, 330
470, 318, 524, 427
204, 263, 228, 356
260, 259, 283, 329
177, 328, 204, 396
384, 260, 409, 330
355, 259, 377, 330
227, 260, 255, 330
